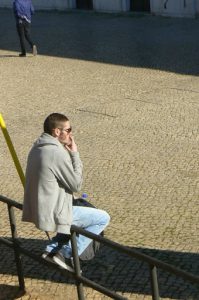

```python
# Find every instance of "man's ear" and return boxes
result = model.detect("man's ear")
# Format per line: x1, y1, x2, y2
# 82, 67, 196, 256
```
52, 128, 60, 137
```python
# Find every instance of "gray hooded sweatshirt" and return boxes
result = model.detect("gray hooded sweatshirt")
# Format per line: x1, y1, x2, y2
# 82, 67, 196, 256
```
22, 133, 83, 234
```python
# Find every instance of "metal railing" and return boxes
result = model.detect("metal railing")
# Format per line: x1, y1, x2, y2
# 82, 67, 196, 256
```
0, 194, 199, 300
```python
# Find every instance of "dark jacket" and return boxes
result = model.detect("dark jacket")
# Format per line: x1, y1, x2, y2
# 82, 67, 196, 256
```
13, 0, 34, 23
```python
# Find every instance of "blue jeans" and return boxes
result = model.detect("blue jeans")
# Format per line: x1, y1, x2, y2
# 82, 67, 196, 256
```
46, 206, 110, 258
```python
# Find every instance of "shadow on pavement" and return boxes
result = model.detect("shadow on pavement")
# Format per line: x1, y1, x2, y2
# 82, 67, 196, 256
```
0, 284, 25, 300
0, 54, 18, 58
0, 8, 198, 76
0, 238, 198, 299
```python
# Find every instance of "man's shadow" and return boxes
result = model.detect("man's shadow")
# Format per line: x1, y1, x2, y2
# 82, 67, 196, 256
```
0, 54, 34, 58
0, 238, 198, 299
0, 55, 18, 58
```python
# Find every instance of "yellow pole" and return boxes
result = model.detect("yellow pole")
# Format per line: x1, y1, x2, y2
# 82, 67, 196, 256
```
0, 113, 25, 187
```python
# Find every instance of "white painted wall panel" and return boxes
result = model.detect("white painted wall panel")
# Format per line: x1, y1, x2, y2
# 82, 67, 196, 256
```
0, 0, 198, 16
33, 0, 75, 10
0, 0, 75, 10
0, 0, 12, 8
150, 0, 196, 17
196, 0, 199, 13
93, 0, 130, 12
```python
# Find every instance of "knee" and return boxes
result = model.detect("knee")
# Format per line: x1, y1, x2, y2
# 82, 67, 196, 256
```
101, 210, 111, 225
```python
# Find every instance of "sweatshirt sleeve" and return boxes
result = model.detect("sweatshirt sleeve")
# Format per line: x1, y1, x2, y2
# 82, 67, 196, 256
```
52, 149, 83, 193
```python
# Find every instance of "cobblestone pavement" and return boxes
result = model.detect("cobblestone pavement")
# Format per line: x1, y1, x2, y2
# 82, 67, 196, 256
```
0, 8, 199, 300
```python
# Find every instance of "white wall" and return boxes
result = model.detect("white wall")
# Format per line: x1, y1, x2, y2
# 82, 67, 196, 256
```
0, 0, 12, 8
0, 0, 130, 12
33, 0, 75, 10
0, 0, 76, 10
93, 0, 130, 12
0, 0, 198, 16
196, 0, 199, 13
150, 0, 196, 17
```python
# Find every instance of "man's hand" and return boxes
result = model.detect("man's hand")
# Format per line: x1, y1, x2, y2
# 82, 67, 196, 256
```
64, 135, 78, 152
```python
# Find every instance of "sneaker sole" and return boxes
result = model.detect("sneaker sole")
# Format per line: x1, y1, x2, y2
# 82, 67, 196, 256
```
42, 252, 56, 264
33, 45, 37, 56
53, 256, 74, 272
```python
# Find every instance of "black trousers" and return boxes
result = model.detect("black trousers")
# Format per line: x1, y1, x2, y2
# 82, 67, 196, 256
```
16, 18, 34, 54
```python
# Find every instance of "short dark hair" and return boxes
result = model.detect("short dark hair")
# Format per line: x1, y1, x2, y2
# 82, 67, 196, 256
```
43, 113, 69, 135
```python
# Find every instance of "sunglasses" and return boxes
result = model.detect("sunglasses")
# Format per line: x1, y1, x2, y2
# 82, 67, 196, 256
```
58, 127, 72, 133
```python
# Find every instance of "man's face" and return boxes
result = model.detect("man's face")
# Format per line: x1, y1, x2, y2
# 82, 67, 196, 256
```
56, 121, 72, 145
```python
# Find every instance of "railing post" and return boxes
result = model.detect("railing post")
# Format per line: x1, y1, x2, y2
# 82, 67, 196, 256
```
7, 204, 25, 291
70, 229, 85, 300
150, 264, 160, 300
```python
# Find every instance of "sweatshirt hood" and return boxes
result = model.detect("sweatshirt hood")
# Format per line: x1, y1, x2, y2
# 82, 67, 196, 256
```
33, 133, 61, 148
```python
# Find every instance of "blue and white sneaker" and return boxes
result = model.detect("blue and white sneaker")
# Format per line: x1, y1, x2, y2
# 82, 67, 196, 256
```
53, 252, 74, 272
42, 251, 56, 263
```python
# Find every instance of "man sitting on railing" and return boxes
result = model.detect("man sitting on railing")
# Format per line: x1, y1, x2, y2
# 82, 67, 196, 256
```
22, 113, 110, 272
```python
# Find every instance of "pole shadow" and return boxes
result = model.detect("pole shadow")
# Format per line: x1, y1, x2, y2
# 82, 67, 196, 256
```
0, 238, 198, 299
0, 285, 25, 300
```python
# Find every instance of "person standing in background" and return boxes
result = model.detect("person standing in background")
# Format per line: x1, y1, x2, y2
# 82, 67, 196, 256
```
13, 0, 37, 57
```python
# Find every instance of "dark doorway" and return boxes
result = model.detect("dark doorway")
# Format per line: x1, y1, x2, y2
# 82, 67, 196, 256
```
130, 0, 150, 12
76, 0, 93, 10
